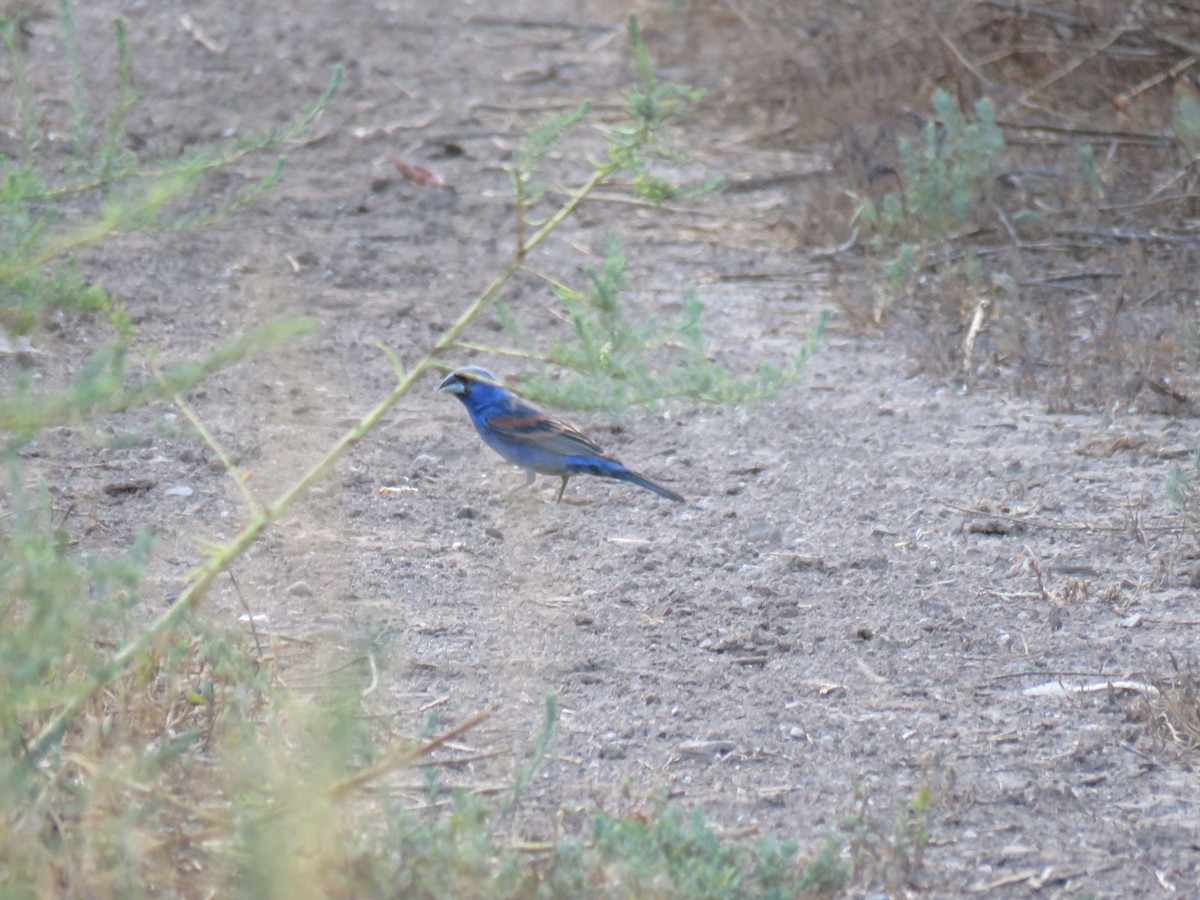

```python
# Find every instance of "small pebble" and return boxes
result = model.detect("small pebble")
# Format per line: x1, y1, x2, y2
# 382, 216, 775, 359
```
677, 739, 736, 758
746, 519, 781, 544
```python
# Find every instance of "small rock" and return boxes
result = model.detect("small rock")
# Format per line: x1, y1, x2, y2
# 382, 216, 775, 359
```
286, 580, 314, 598
677, 739, 736, 758
103, 479, 156, 497
164, 485, 194, 498
786, 555, 835, 574
746, 519, 781, 544
967, 518, 1023, 535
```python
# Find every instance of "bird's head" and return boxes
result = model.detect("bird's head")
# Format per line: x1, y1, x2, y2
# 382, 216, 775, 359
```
438, 366, 503, 402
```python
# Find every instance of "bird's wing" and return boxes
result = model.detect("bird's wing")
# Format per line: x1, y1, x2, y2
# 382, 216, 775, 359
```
486, 407, 609, 459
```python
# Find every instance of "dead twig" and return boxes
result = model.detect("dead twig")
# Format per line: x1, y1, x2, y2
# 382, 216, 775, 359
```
939, 30, 994, 92
228, 571, 264, 663
1114, 52, 1198, 110
179, 14, 225, 54
944, 502, 1185, 535
261, 708, 493, 820
1007, 0, 1145, 114
961, 295, 990, 375
1023, 679, 1160, 698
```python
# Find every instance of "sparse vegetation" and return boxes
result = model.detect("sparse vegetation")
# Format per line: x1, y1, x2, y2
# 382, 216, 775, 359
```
1124, 655, 1200, 753
0, 7, 338, 441
495, 232, 826, 410
848, 88, 1007, 342
0, 3, 342, 891
7, 0, 1199, 895
479, 16, 817, 412
1168, 450, 1200, 522
0, 9, 828, 896
700, 0, 1200, 405
851, 89, 1004, 291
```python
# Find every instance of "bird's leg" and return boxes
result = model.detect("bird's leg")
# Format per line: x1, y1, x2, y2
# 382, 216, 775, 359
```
556, 475, 569, 503
504, 469, 538, 497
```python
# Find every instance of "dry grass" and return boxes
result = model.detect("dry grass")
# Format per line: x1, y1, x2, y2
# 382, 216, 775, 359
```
1128, 656, 1200, 751
654, 0, 1200, 409
7, 2, 1200, 894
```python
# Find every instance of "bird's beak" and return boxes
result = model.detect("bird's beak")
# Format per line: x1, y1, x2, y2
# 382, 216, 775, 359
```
439, 373, 465, 394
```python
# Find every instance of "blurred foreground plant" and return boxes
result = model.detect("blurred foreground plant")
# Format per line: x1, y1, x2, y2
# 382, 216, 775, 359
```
0, 10, 338, 442
1, 10, 827, 896
0, 1, 336, 891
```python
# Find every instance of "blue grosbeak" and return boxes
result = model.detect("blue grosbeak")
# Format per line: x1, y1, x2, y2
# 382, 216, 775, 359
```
439, 366, 684, 503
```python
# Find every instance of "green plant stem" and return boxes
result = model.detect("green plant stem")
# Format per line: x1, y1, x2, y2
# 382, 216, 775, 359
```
521, 164, 614, 256
59, 0, 90, 157
1, 18, 38, 163
449, 340, 550, 362
24, 160, 619, 767
0, 178, 194, 281
44, 64, 341, 200
174, 393, 262, 515
259, 708, 492, 822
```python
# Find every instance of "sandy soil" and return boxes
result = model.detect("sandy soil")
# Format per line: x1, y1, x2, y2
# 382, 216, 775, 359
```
13, 1, 1200, 895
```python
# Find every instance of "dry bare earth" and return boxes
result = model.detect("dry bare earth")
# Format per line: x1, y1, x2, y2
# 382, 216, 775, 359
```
21, 0, 1200, 895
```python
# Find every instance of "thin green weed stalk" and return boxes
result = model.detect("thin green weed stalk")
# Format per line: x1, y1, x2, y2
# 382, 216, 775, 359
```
0, 0, 336, 891
468, 15, 807, 414
1, 12, 827, 897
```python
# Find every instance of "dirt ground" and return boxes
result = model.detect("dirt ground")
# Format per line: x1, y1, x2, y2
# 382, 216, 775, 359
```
15, 0, 1200, 895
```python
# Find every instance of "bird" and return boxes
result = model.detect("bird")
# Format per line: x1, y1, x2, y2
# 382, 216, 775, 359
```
438, 366, 684, 504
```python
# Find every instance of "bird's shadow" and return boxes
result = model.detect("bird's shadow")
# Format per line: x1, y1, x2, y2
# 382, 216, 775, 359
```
500, 478, 596, 506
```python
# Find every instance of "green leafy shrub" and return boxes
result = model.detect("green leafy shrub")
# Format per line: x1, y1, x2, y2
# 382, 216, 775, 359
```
850, 89, 1004, 307
493, 232, 826, 411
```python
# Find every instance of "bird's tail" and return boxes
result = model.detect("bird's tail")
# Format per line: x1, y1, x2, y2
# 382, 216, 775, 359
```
613, 468, 685, 503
